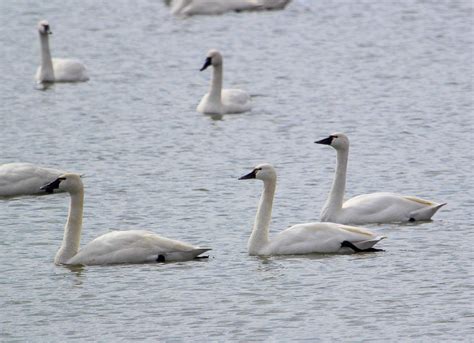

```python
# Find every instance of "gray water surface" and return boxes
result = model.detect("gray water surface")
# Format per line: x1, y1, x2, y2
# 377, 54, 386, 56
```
0, 1, 473, 341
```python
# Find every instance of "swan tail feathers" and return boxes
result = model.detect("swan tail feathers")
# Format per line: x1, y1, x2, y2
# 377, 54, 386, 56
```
156, 248, 211, 262
409, 202, 446, 221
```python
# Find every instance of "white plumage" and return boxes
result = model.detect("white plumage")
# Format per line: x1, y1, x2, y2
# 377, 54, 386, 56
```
0, 163, 67, 197
171, 0, 291, 16
239, 164, 385, 256
315, 133, 446, 224
197, 49, 251, 115
41, 174, 210, 265
35, 20, 89, 83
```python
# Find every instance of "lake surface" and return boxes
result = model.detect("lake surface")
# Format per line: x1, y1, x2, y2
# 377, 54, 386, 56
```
0, 0, 472, 341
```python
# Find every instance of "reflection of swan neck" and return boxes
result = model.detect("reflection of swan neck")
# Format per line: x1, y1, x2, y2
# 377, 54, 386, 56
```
323, 147, 348, 216
56, 189, 84, 264
209, 64, 223, 101
39, 33, 54, 78
249, 178, 275, 254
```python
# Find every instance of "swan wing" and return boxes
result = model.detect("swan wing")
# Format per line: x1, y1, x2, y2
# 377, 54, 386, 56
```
0, 163, 66, 197
52, 58, 89, 82
221, 89, 251, 113
341, 192, 443, 223
69, 230, 209, 265
266, 222, 382, 255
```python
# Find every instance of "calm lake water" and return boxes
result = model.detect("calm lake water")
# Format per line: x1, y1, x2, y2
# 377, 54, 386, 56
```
0, 0, 472, 341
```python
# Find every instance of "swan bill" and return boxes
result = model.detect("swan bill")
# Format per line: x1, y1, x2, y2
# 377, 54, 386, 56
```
40, 177, 65, 193
315, 136, 334, 145
200, 57, 212, 71
239, 169, 257, 180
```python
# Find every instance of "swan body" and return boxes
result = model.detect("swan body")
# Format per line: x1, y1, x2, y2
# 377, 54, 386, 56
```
35, 20, 89, 83
315, 133, 446, 224
171, 0, 290, 16
0, 163, 67, 197
41, 174, 210, 265
197, 49, 251, 115
239, 164, 385, 256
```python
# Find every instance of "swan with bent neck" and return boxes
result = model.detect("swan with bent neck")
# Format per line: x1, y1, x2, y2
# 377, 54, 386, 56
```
239, 164, 385, 255
197, 49, 251, 115
35, 20, 89, 83
315, 133, 446, 224
41, 174, 210, 265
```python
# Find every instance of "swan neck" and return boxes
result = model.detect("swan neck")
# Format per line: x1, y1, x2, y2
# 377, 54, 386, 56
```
55, 190, 84, 264
322, 148, 348, 218
209, 64, 223, 101
39, 33, 54, 80
249, 178, 275, 254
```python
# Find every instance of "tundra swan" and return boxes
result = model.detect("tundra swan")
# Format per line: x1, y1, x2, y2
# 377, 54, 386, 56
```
41, 174, 210, 265
0, 163, 68, 198
315, 133, 446, 224
171, 0, 290, 16
35, 20, 89, 83
239, 164, 385, 256
197, 49, 251, 115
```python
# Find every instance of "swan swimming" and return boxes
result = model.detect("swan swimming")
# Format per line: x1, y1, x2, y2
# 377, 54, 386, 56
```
171, 0, 291, 16
0, 163, 68, 198
197, 49, 251, 115
35, 20, 89, 83
239, 164, 385, 256
41, 174, 210, 265
315, 133, 446, 224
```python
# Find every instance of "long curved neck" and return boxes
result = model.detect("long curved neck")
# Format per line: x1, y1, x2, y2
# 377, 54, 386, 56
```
248, 178, 275, 255
39, 33, 54, 81
209, 64, 223, 102
322, 147, 348, 218
55, 190, 84, 264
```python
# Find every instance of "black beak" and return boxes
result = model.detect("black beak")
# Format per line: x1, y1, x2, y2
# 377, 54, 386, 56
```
45, 25, 52, 34
315, 136, 334, 145
200, 57, 212, 71
40, 177, 64, 193
238, 169, 257, 180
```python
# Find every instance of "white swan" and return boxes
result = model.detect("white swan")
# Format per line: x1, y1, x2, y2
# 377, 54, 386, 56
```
0, 163, 68, 198
41, 174, 210, 265
171, 0, 259, 15
197, 49, 251, 115
239, 164, 385, 256
35, 20, 89, 83
315, 133, 446, 224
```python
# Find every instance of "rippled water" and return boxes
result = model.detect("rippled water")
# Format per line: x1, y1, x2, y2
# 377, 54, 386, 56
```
1, 0, 472, 341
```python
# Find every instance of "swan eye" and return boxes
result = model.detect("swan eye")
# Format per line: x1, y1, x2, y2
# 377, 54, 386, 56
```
332, 135, 338, 138
255, 168, 262, 171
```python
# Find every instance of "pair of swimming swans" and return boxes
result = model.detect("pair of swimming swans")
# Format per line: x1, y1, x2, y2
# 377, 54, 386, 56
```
238, 134, 445, 256
35, 20, 89, 83
197, 50, 251, 115
41, 174, 210, 265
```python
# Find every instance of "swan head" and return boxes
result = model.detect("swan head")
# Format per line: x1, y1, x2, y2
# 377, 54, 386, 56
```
200, 49, 223, 71
38, 20, 52, 35
315, 133, 349, 151
40, 173, 83, 194
239, 163, 276, 182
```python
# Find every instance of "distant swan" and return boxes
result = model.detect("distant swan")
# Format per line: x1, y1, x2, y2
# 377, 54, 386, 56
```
0, 163, 68, 198
41, 174, 210, 265
197, 49, 251, 115
239, 164, 385, 255
35, 20, 89, 83
315, 133, 446, 224
171, 0, 290, 16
